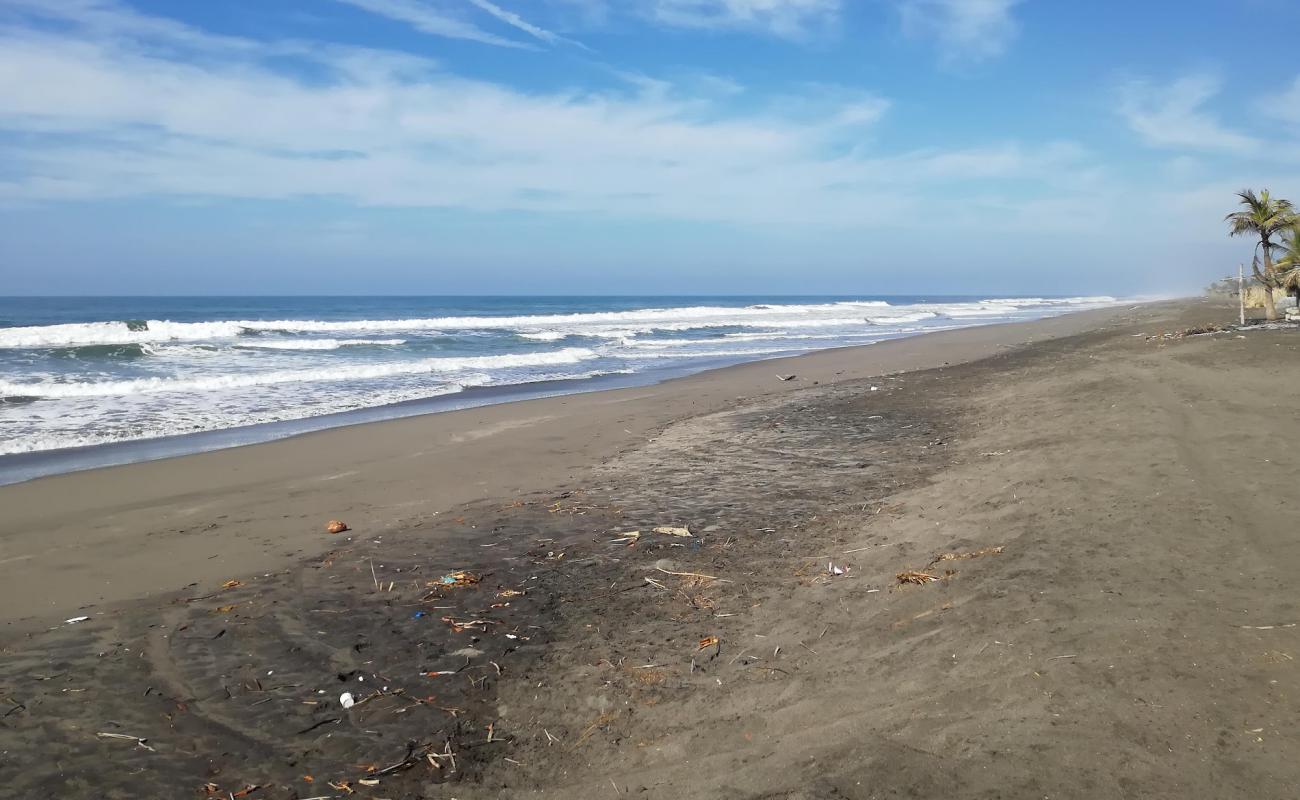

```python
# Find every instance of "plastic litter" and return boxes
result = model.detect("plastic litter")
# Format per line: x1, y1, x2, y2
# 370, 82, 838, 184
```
653, 526, 692, 537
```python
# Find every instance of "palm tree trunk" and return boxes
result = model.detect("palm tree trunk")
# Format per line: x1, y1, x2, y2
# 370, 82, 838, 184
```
1261, 286, 1278, 321
1260, 234, 1279, 321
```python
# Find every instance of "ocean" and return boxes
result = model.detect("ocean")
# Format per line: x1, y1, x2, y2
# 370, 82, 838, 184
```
0, 295, 1118, 481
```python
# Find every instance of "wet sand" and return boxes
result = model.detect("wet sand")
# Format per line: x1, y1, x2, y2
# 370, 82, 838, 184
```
2, 298, 1298, 799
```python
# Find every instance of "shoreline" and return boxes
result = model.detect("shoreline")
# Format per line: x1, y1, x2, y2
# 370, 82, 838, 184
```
0, 302, 1158, 633
0, 310, 1122, 486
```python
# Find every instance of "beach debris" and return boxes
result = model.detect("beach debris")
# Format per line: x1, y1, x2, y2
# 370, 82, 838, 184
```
213, 604, 238, 614
340, 692, 356, 709
896, 570, 940, 585
930, 545, 1004, 565
1146, 324, 1227, 341
325, 519, 350, 534
95, 731, 156, 752
827, 561, 846, 576
611, 530, 641, 545
776, 374, 797, 381
698, 635, 720, 651
653, 526, 692, 537
870, 386, 880, 391
441, 616, 491, 633
221, 579, 242, 590
64, 616, 90, 625
656, 566, 730, 582
433, 570, 481, 589
496, 588, 525, 599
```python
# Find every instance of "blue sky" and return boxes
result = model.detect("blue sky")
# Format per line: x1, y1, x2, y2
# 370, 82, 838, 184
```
1, 0, 1298, 295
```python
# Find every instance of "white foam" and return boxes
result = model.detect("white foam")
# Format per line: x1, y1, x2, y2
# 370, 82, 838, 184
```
0, 320, 247, 348
0, 297, 1121, 350
865, 311, 938, 324
0, 348, 596, 399
234, 338, 405, 351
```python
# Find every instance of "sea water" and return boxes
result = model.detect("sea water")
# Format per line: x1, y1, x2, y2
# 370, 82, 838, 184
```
0, 295, 1118, 475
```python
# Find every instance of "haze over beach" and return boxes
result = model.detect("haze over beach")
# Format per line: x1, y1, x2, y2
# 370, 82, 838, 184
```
3, 2, 1300, 799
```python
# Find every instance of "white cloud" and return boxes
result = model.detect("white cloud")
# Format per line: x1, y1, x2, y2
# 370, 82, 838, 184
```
0, 0, 1102, 232
646, 0, 839, 38
900, 0, 1023, 64
1119, 75, 1260, 155
334, 0, 533, 48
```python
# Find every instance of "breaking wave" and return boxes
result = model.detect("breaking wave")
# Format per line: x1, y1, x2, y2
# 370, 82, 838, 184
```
0, 348, 596, 399
0, 297, 1117, 349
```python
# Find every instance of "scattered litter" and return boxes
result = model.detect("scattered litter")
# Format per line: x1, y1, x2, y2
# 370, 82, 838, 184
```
896, 570, 940, 585
340, 692, 355, 709
213, 604, 238, 614
442, 616, 490, 633
1239, 623, 1297, 630
776, 374, 797, 381
433, 571, 481, 589
325, 519, 350, 534
411, 610, 427, 619
698, 635, 720, 651
496, 589, 525, 599
64, 616, 89, 625
827, 561, 846, 576
870, 386, 879, 391
1146, 324, 1227, 341
656, 566, 730, 582
611, 530, 641, 545
930, 545, 1004, 565
221, 580, 242, 590
95, 732, 155, 752
653, 526, 692, 537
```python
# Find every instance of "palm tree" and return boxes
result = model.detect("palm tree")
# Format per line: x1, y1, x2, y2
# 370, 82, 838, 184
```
1273, 224, 1300, 313
1226, 189, 1296, 321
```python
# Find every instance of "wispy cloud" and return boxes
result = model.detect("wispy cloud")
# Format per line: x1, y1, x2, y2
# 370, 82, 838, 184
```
646, 0, 840, 39
1119, 75, 1261, 155
466, 0, 589, 48
1261, 75, 1300, 130
334, 0, 533, 48
900, 0, 1024, 64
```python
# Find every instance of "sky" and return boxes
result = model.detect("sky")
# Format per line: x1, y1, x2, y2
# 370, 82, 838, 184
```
1, 0, 1298, 296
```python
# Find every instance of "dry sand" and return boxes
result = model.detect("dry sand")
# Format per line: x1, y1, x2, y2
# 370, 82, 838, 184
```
1, 298, 1297, 799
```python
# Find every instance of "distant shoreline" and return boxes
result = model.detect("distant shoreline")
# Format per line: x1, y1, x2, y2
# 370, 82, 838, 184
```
0, 294, 1127, 475
0, 307, 1117, 485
